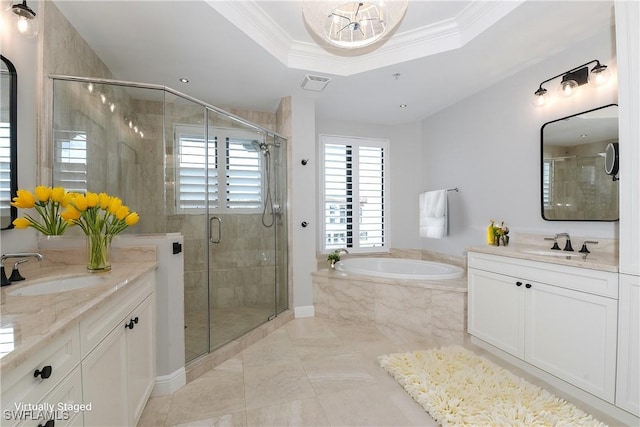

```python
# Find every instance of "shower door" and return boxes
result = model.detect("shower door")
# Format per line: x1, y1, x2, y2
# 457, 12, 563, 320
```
206, 127, 273, 350
171, 103, 287, 360
51, 77, 287, 363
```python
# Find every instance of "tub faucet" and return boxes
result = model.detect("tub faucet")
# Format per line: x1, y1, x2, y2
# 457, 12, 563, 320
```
1, 252, 45, 287
334, 248, 349, 256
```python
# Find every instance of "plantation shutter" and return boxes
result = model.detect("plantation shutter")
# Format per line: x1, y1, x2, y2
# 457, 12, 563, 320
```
358, 146, 384, 248
324, 143, 353, 250
226, 138, 262, 209
177, 133, 217, 210
322, 136, 387, 252
53, 131, 88, 193
543, 160, 553, 207
0, 123, 11, 219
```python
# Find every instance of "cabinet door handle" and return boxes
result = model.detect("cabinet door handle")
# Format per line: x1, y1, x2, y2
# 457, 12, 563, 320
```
34, 365, 52, 379
525, 283, 532, 289
516, 281, 523, 287
125, 316, 140, 329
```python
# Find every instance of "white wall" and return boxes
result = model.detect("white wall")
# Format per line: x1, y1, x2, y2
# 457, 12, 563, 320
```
0, 0, 41, 252
615, 0, 640, 276
315, 118, 424, 251
420, 28, 618, 257
289, 96, 317, 311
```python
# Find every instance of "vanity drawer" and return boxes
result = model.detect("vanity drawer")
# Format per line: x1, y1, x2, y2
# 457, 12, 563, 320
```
468, 252, 618, 298
79, 271, 153, 357
12, 367, 84, 427
1, 326, 80, 414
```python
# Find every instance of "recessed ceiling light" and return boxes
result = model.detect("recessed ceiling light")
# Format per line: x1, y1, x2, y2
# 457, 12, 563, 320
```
179, 78, 189, 83
400, 104, 407, 108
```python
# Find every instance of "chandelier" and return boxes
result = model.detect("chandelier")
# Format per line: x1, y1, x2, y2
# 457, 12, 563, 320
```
302, 1, 408, 50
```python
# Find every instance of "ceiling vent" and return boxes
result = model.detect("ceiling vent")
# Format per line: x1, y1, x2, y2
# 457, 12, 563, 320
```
301, 74, 331, 92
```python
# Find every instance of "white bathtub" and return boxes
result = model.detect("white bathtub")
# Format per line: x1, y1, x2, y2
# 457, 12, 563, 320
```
334, 257, 464, 280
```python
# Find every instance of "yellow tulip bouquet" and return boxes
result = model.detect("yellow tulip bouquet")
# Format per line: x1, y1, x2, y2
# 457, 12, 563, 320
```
59, 192, 140, 237
11, 186, 74, 235
12, 186, 139, 272
61, 191, 140, 271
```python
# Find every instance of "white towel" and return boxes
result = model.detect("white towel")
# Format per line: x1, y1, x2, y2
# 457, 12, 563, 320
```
419, 189, 447, 238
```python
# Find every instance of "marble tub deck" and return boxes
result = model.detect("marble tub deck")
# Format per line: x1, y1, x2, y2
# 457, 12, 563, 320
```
311, 269, 468, 345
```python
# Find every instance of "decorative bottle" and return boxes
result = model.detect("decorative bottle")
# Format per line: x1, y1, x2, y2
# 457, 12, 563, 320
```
487, 220, 496, 245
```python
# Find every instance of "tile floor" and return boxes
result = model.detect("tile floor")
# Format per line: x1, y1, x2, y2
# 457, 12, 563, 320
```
185, 305, 275, 362
139, 317, 618, 427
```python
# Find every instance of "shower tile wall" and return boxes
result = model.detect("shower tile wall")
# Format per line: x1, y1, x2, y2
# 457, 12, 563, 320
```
170, 213, 277, 313
208, 214, 276, 308
41, 1, 116, 184
51, 80, 147, 228
546, 141, 619, 220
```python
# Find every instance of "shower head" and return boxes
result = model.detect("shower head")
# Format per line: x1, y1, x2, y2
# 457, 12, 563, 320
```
250, 140, 269, 155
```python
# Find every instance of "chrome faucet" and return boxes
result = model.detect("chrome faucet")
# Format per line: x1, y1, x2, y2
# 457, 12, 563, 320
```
1, 252, 45, 287
333, 248, 349, 256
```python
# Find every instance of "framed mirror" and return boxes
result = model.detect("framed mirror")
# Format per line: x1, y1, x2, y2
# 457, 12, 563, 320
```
1, 55, 18, 230
541, 104, 619, 221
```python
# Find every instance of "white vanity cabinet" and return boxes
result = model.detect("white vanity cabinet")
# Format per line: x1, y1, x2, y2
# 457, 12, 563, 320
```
15, 367, 85, 427
1, 327, 82, 427
81, 272, 155, 427
468, 268, 525, 358
468, 252, 618, 403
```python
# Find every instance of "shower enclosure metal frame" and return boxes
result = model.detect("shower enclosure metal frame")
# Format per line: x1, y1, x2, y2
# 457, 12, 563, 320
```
49, 74, 289, 363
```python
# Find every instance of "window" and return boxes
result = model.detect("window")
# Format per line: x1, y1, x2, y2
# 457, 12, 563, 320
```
53, 130, 87, 193
176, 129, 217, 210
542, 159, 553, 207
0, 123, 11, 220
320, 135, 388, 253
175, 126, 262, 213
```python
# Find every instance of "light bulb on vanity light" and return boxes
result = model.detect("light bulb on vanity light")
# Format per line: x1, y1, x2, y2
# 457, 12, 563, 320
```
559, 78, 579, 97
589, 63, 611, 87
532, 87, 549, 107
10, 1, 39, 38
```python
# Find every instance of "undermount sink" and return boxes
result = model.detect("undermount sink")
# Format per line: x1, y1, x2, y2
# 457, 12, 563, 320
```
9, 275, 110, 296
522, 249, 585, 259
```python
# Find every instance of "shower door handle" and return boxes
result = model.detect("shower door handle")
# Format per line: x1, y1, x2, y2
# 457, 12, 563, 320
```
210, 216, 222, 244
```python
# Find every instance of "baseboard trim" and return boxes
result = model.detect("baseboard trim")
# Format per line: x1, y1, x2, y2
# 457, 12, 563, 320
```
294, 305, 315, 318
151, 367, 186, 396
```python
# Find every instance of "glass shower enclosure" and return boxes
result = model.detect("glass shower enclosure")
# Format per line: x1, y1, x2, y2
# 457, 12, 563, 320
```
51, 77, 288, 363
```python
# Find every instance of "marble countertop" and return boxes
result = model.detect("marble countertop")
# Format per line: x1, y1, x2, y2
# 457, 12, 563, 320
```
466, 244, 619, 273
0, 255, 157, 372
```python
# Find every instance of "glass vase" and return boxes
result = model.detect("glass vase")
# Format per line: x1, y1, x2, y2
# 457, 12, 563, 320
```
86, 234, 113, 273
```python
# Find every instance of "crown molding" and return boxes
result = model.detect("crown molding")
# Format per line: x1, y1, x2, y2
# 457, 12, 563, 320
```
208, 0, 524, 76
204, 0, 294, 64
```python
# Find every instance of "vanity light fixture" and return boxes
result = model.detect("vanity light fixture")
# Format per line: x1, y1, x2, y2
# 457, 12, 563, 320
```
9, 0, 39, 38
533, 59, 610, 107
302, 1, 408, 50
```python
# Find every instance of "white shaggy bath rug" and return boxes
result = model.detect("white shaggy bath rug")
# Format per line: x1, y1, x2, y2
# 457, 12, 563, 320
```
378, 346, 606, 427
